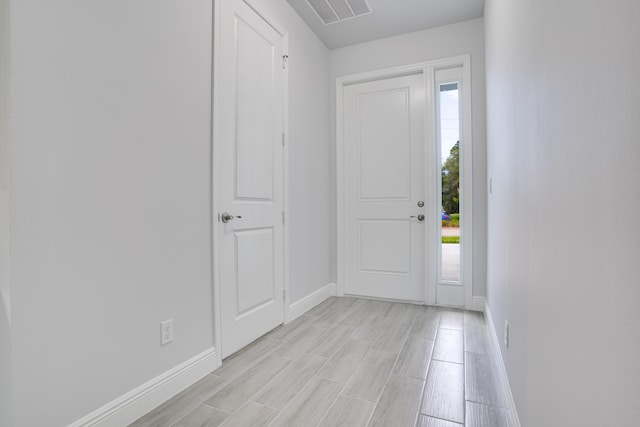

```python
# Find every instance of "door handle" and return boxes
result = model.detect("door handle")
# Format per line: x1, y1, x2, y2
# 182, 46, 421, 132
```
410, 214, 425, 222
220, 212, 242, 223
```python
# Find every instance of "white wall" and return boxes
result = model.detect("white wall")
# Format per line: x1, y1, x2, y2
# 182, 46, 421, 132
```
0, 0, 9, 315
6, 0, 331, 425
329, 18, 488, 297
9, 1, 215, 425
485, 0, 640, 425
261, 0, 332, 303
0, 0, 11, 423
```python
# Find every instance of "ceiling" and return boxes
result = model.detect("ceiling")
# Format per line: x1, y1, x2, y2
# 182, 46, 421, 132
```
286, 0, 485, 49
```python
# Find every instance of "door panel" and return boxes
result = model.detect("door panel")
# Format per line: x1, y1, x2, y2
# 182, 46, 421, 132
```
235, 17, 275, 201
235, 228, 275, 315
218, 0, 284, 358
344, 75, 426, 301
358, 89, 411, 200
359, 220, 411, 274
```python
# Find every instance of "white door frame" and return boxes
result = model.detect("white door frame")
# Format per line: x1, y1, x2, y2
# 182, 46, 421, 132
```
336, 55, 476, 309
211, 0, 290, 362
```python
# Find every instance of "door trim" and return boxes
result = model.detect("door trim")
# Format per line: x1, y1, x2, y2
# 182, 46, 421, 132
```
212, 0, 289, 360
336, 55, 475, 308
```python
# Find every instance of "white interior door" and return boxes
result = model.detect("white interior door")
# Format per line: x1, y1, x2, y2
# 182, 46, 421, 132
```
343, 74, 426, 302
217, 0, 285, 358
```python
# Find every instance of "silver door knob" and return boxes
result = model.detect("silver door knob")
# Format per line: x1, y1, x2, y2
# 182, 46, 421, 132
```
410, 214, 425, 222
417, 201, 424, 207
221, 212, 242, 223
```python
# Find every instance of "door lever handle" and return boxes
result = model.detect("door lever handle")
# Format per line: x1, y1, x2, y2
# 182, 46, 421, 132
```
220, 212, 242, 223
410, 214, 425, 221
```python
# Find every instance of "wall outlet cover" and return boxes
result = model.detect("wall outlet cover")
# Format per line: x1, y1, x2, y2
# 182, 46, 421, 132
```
161, 319, 174, 345
504, 320, 509, 348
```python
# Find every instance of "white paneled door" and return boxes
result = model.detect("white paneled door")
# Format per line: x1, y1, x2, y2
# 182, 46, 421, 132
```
344, 75, 426, 301
217, 0, 286, 358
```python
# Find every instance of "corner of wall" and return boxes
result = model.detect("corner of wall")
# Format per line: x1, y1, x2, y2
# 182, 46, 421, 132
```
0, 299, 10, 427
287, 282, 335, 322
0, 0, 11, 423
0, 0, 10, 315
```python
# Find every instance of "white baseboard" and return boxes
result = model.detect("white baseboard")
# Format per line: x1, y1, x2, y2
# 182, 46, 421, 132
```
336, 281, 345, 296
468, 295, 486, 312
69, 347, 220, 427
287, 282, 336, 322
484, 301, 522, 427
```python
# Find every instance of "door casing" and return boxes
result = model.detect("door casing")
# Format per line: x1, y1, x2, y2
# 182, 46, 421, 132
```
336, 55, 479, 310
212, 0, 290, 362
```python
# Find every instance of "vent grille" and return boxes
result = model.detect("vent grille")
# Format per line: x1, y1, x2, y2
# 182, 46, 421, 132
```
306, 0, 372, 25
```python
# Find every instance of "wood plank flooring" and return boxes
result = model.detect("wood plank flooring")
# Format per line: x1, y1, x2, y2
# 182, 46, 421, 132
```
130, 297, 515, 427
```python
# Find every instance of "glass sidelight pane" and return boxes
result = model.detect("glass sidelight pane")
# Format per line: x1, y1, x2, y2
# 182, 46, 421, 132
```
439, 82, 460, 283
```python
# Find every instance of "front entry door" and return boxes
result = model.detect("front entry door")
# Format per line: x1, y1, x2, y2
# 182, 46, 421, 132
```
343, 74, 426, 301
217, 0, 285, 358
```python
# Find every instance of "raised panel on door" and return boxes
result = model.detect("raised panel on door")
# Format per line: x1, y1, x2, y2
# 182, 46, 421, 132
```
345, 74, 425, 302
218, 0, 285, 358
235, 16, 274, 201
359, 219, 411, 275
358, 88, 411, 200
235, 227, 275, 316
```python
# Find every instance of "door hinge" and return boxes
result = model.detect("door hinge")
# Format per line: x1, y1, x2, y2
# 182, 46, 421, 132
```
282, 289, 286, 302
281, 211, 285, 225
282, 133, 285, 146
282, 54, 289, 69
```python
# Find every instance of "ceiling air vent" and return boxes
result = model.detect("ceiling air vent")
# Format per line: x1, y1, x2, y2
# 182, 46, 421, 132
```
306, 0, 372, 25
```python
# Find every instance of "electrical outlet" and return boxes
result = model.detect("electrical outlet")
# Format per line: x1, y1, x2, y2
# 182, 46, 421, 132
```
161, 319, 174, 345
504, 320, 510, 348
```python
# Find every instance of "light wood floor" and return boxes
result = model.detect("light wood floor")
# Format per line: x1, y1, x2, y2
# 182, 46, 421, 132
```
130, 297, 516, 427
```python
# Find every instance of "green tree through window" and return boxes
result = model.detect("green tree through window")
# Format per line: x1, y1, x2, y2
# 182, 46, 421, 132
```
442, 141, 459, 214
